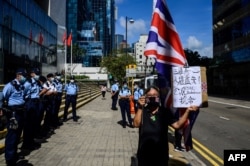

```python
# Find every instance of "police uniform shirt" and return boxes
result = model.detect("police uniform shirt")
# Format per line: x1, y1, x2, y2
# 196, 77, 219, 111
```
23, 78, 40, 99
134, 88, 143, 100
64, 82, 79, 95
119, 87, 131, 97
43, 81, 57, 93
3, 79, 25, 106
53, 79, 63, 93
111, 83, 119, 92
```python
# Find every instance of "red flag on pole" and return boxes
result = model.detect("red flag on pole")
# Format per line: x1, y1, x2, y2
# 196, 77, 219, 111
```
67, 33, 72, 46
63, 32, 67, 45
38, 32, 43, 45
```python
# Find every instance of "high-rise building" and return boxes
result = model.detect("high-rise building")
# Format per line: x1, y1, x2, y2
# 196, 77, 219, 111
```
0, 0, 57, 83
66, 0, 115, 67
134, 34, 154, 77
212, 0, 250, 96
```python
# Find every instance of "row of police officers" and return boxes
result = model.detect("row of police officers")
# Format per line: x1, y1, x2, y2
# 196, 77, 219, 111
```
1, 68, 79, 166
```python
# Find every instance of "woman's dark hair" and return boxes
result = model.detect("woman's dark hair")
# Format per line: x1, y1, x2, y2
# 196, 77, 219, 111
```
144, 85, 160, 95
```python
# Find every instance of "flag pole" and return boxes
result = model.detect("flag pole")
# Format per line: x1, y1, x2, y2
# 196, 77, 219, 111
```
64, 33, 67, 84
70, 29, 73, 76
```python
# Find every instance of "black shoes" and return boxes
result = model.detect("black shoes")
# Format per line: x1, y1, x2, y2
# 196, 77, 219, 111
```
111, 107, 118, 110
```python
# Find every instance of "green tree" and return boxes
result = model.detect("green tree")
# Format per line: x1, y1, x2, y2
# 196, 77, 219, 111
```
100, 54, 136, 82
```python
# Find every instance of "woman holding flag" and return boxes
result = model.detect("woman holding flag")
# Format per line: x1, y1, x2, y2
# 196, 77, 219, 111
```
133, 86, 198, 166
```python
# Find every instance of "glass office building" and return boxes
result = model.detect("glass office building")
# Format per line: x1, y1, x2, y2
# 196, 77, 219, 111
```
66, 0, 115, 67
0, 0, 57, 83
212, 0, 250, 96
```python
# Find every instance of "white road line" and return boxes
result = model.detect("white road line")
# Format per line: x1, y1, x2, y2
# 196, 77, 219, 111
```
219, 116, 230, 120
208, 99, 250, 109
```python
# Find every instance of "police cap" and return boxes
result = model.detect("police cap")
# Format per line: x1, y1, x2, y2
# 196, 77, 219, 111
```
55, 72, 61, 76
30, 68, 40, 75
16, 68, 27, 76
47, 73, 54, 78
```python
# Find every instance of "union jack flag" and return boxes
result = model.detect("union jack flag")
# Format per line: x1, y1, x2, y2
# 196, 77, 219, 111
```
144, 0, 199, 151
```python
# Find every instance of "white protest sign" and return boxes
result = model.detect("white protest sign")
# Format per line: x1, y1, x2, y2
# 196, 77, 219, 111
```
172, 66, 202, 108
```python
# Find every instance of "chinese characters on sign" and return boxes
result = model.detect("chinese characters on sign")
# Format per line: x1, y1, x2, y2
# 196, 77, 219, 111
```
172, 66, 202, 108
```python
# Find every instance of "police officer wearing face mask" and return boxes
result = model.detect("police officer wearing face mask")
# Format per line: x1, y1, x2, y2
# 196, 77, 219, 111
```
2, 68, 27, 165
52, 72, 63, 127
118, 81, 133, 128
21, 68, 41, 151
63, 75, 79, 122
41, 73, 57, 137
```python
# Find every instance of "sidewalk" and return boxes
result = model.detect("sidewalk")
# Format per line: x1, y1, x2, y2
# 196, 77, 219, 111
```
0, 92, 204, 166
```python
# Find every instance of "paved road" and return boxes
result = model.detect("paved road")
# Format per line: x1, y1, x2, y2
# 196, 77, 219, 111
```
0, 93, 205, 166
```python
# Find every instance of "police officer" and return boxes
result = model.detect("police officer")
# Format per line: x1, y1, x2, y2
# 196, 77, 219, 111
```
21, 68, 41, 150
41, 73, 57, 137
53, 72, 63, 127
2, 68, 27, 165
111, 80, 119, 110
118, 81, 133, 128
133, 83, 144, 113
63, 75, 79, 122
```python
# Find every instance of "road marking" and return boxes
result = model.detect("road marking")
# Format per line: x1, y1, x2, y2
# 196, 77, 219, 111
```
193, 138, 224, 165
219, 116, 230, 120
209, 99, 250, 109
169, 127, 224, 165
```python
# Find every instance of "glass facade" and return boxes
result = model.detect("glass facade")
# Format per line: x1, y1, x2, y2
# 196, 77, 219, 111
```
212, 0, 250, 97
0, 0, 57, 83
66, 0, 115, 67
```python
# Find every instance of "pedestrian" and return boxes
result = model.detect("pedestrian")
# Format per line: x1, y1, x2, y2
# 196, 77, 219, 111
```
118, 81, 133, 128
41, 73, 57, 137
53, 72, 63, 127
173, 108, 186, 152
21, 68, 41, 151
133, 82, 144, 113
133, 86, 199, 166
2, 68, 27, 166
101, 84, 107, 99
63, 75, 79, 122
111, 80, 119, 110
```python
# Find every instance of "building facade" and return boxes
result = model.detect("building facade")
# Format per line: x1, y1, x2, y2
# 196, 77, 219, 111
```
0, 0, 57, 84
212, 0, 250, 97
66, 0, 115, 67
134, 34, 154, 77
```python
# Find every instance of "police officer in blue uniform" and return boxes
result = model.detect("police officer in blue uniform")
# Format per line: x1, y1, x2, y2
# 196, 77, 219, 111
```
2, 68, 27, 165
21, 68, 41, 150
63, 75, 79, 122
133, 83, 144, 113
111, 80, 119, 110
53, 72, 63, 127
41, 73, 57, 137
118, 81, 133, 128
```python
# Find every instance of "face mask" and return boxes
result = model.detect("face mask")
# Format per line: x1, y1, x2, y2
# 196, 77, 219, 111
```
145, 97, 160, 111
20, 76, 26, 84
123, 85, 127, 88
56, 76, 61, 80
50, 77, 54, 82
134, 85, 138, 89
70, 79, 74, 83
34, 75, 39, 81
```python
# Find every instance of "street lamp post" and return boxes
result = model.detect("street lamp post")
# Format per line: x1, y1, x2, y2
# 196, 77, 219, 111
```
125, 16, 134, 59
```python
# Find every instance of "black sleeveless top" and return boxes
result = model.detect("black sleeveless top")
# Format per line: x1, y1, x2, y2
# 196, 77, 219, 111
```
137, 106, 176, 166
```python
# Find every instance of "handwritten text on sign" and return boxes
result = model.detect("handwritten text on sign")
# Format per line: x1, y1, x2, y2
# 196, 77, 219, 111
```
172, 66, 202, 108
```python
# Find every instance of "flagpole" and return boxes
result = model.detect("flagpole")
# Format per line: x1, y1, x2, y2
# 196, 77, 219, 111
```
70, 29, 72, 76
64, 35, 67, 84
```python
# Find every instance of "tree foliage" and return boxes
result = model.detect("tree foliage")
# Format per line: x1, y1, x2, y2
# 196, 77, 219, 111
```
100, 54, 136, 82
